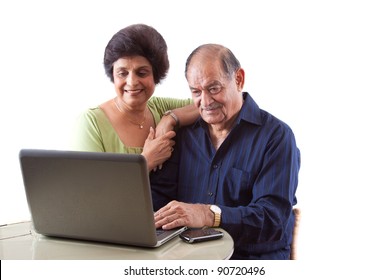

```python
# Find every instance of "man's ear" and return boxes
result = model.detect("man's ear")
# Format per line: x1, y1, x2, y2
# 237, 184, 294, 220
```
235, 68, 245, 90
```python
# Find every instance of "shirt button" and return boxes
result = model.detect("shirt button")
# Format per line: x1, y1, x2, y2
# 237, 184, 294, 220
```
208, 192, 213, 196
213, 164, 218, 169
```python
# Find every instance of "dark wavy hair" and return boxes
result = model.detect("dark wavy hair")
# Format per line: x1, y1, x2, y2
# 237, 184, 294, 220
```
103, 24, 169, 84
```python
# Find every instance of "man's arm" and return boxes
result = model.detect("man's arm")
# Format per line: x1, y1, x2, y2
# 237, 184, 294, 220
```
154, 201, 214, 229
153, 121, 300, 249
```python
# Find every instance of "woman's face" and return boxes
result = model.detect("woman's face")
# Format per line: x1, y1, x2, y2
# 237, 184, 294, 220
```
113, 56, 155, 108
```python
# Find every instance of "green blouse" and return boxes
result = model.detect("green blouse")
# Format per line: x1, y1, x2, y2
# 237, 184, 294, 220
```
72, 96, 192, 154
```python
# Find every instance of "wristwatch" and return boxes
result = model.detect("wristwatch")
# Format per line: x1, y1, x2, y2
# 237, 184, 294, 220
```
163, 110, 180, 128
210, 205, 222, 227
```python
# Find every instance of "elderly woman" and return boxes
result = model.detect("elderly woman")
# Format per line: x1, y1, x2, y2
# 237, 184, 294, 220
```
72, 24, 197, 170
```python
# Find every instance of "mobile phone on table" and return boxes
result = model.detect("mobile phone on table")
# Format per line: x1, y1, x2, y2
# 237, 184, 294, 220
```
179, 228, 224, 243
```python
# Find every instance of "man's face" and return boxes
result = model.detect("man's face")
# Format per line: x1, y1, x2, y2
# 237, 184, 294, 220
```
186, 55, 243, 126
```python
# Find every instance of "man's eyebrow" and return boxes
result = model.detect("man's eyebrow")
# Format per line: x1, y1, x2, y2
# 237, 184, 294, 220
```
189, 80, 222, 90
203, 81, 222, 88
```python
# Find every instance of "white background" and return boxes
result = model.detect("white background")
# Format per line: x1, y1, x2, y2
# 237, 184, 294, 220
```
1, 0, 386, 273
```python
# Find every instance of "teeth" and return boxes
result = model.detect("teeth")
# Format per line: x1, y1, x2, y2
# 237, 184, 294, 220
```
125, 89, 141, 94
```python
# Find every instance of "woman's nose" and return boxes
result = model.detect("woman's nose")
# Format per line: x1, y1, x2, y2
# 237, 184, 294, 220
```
126, 73, 138, 86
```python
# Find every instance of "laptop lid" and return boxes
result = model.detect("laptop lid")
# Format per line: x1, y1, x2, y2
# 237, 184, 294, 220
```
19, 149, 186, 248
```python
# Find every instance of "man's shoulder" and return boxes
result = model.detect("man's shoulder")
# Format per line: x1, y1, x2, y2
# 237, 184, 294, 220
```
243, 93, 295, 136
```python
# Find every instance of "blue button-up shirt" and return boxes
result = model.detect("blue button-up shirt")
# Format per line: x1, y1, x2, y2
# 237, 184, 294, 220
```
151, 92, 300, 259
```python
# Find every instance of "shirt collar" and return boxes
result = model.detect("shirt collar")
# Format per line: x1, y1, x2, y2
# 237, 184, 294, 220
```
238, 92, 262, 126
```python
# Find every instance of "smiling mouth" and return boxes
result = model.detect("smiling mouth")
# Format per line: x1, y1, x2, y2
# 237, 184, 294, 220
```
124, 89, 143, 95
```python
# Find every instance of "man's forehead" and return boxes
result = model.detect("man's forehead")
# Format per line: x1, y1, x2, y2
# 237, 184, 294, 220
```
187, 54, 222, 75
187, 63, 223, 86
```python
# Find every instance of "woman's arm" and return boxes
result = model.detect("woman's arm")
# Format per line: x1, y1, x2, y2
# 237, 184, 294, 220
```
156, 103, 199, 137
71, 109, 105, 152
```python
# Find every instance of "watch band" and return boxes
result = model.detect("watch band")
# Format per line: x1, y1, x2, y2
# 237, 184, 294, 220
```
163, 110, 180, 128
210, 205, 221, 227
213, 212, 221, 227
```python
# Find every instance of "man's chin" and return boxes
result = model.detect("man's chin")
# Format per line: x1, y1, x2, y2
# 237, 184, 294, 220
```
202, 116, 225, 125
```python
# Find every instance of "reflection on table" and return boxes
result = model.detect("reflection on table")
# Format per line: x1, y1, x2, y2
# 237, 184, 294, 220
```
0, 221, 234, 260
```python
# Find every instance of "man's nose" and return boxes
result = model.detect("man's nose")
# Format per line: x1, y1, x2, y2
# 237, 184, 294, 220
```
200, 91, 213, 107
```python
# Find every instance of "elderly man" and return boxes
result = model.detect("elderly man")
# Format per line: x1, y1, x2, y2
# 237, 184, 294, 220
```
151, 44, 300, 260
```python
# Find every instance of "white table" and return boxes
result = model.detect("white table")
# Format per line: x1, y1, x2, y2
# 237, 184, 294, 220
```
0, 221, 234, 260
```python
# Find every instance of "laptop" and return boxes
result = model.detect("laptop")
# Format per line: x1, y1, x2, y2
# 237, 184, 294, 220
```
19, 149, 186, 248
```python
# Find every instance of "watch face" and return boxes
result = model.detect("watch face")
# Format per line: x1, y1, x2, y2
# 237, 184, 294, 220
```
211, 205, 221, 214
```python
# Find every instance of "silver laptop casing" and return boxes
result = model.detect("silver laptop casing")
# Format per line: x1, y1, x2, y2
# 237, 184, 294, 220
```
19, 149, 185, 247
